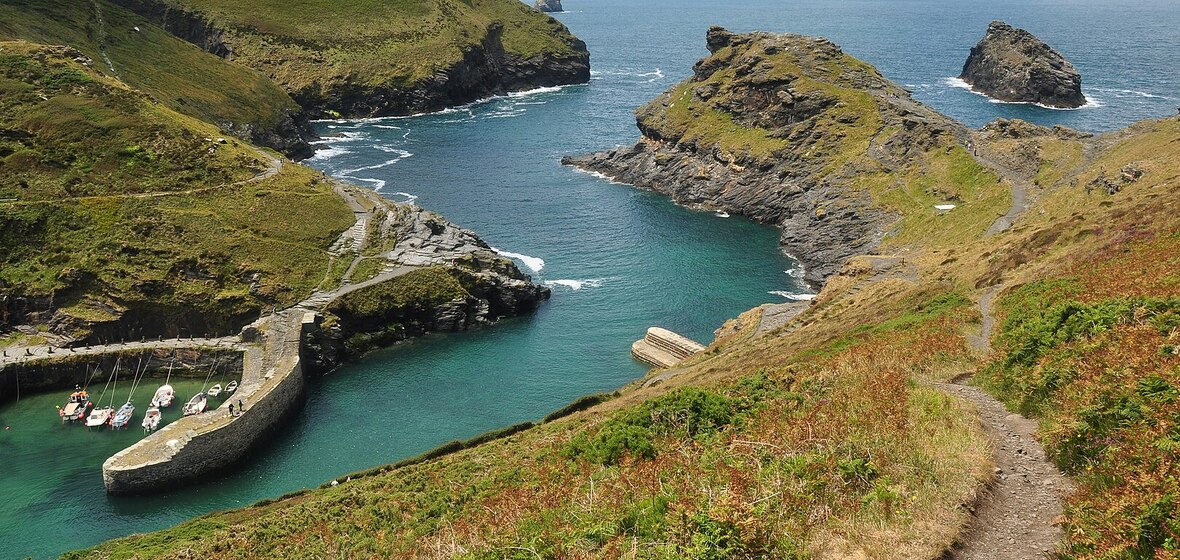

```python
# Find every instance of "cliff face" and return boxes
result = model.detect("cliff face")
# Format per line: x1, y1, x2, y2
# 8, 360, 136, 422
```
111, 0, 590, 119
959, 21, 1085, 109
535, 0, 564, 13
565, 27, 968, 285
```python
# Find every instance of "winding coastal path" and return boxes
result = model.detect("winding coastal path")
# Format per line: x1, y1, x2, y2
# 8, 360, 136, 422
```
936, 286, 1073, 559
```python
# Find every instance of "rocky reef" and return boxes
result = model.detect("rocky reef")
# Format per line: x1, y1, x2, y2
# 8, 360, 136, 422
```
564, 27, 968, 285
535, 0, 564, 13
959, 21, 1085, 108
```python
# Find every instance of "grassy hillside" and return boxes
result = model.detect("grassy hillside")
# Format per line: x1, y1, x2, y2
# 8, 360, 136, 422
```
0, 0, 309, 156
112, 0, 589, 115
0, 41, 353, 338
66, 31, 1180, 559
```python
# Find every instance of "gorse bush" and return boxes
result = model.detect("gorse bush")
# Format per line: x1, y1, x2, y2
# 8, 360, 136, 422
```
563, 376, 780, 466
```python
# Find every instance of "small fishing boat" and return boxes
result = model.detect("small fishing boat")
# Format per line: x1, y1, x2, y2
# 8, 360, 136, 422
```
142, 407, 161, 432
111, 401, 135, 429
151, 384, 174, 408
182, 392, 207, 416
85, 406, 113, 428
224, 380, 238, 395
58, 387, 91, 422
207, 383, 223, 398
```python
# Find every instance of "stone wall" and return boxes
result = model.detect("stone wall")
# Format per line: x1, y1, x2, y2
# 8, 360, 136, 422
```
0, 348, 243, 405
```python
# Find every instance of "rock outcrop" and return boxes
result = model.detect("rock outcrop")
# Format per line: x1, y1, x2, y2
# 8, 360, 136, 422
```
111, 0, 590, 119
564, 27, 968, 285
535, 0, 563, 13
959, 21, 1085, 108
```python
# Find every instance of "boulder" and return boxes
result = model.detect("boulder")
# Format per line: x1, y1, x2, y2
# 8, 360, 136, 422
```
959, 21, 1086, 108
535, 0, 563, 13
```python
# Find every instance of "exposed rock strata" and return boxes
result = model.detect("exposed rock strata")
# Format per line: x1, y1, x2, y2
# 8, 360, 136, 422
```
535, 0, 563, 13
111, 0, 590, 120
959, 21, 1085, 108
564, 27, 968, 285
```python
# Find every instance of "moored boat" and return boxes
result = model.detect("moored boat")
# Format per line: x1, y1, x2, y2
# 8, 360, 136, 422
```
182, 392, 207, 416
224, 380, 238, 395
85, 406, 113, 428
142, 407, 161, 432
111, 401, 135, 429
58, 387, 91, 422
207, 383, 222, 398
151, 384, 174, 408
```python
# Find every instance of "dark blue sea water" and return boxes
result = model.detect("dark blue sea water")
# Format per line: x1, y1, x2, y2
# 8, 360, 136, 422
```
2, 1, 1177, 557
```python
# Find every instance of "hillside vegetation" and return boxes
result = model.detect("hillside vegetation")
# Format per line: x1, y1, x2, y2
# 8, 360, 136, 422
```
0, 42, 353, 339
0, 0, 311, 156
69, 31, 1180, 560
113, 0, 591, 116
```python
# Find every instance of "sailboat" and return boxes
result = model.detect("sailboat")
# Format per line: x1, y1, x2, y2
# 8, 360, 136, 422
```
182, 392, 207, 416
111, 401, 135, 429
86, 359, 120, 429
151, 359, 176, 408
224, 380, 238, 395
111, 355, 149, 429
142, 406, 161, 432
58, 386, 91, 422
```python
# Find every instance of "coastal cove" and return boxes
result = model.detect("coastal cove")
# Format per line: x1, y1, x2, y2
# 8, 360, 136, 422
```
3, 0, 1180, 558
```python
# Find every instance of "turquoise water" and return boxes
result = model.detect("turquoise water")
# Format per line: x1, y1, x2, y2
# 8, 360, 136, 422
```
3, 0, 1179, 557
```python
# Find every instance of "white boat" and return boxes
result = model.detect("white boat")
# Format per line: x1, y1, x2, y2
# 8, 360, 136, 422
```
151, 384, 174, 408
207, 383, 222, 398
224, 380, 238, 395
142, 407, 161, 432
58, 388, 91, 422
85, 407, 113, 428
111, 402, 135, 429
182, 392, 207, 416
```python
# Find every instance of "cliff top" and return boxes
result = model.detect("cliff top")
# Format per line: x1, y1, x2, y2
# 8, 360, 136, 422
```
0, 0, 307, 156
0, 41, 354, 338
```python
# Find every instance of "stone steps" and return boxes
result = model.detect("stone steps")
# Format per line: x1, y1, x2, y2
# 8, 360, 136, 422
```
630, 327, 706, 369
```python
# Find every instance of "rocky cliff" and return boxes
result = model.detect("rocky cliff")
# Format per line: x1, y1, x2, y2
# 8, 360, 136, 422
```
111, 0, 590, 118
564, 27, 970, 285
535, 0, 564, 13
959, 21, 1085, 108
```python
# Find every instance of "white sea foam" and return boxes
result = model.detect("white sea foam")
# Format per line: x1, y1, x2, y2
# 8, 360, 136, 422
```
769, 291, 816, 301
342, 176, 386, 189
490, 247, 545, 273
340, 149, 413, 174
306, 146, 351, 161
1093, 87, 1172, 100
573, 167, 631, 186
544, 278, 605, 291
373, 124, 402, 130
389, 191, 419, 205
508, 85, 564, 98
785, 266, 806, 279
944, 77, 1101, 109
592, 68, 664, 83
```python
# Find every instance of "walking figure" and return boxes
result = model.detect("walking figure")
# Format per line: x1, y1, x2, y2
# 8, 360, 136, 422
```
229, 403, 235, 416
237, 399, 244, 412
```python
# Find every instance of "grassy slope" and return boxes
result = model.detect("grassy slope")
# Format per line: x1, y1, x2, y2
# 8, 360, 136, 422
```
137, 0, 582, 98
0, 41, 353, 334
0, 0, 303, 150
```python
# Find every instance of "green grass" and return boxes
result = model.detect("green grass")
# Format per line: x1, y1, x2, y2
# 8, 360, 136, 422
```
0, 0, 302, 150
0, 43, 353, 337
137, 0, 585, 111
327, 266, 470, 354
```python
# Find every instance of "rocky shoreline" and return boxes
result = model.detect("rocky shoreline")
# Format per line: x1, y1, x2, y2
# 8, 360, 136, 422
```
959, 21, 1086, 109
564, 27, 968, 286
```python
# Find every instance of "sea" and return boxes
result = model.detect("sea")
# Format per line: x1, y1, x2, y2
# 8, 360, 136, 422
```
2, 0, 1177, 556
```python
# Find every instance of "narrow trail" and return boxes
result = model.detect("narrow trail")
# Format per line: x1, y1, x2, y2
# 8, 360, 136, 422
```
974, 148, 1032, 237
936, 286, 1073, 559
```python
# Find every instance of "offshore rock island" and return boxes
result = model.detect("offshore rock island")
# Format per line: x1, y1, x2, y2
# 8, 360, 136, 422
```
959, 20, 1086, 108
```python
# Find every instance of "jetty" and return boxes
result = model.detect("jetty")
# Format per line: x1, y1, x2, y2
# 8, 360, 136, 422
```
631, 327, 706, 368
